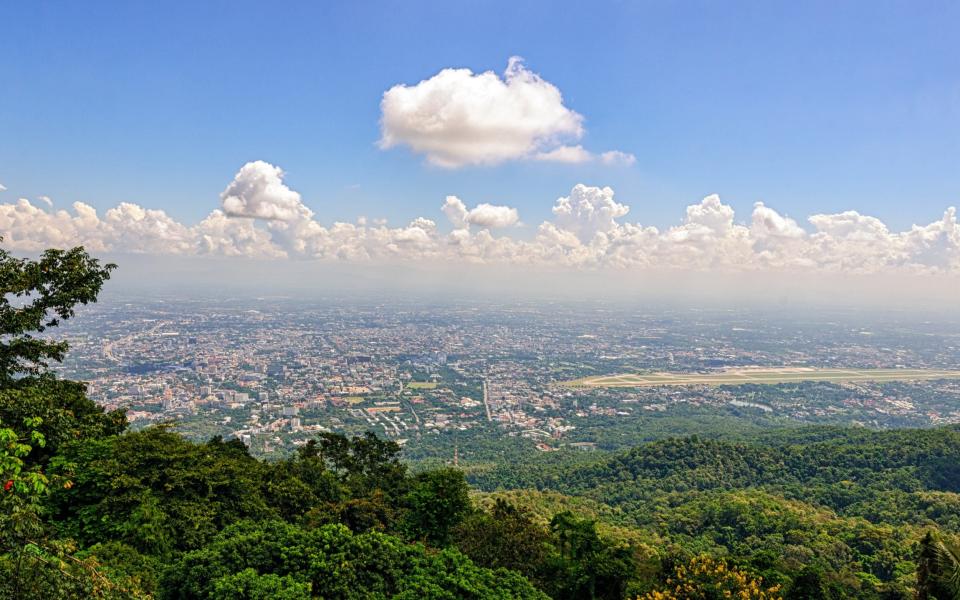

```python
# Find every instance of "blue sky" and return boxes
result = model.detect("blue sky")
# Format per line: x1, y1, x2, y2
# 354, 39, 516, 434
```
1, 0, 958, 232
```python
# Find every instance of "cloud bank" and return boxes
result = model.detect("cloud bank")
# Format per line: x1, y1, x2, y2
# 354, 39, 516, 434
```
379, 57, 634, 168
2, 161, 959, 275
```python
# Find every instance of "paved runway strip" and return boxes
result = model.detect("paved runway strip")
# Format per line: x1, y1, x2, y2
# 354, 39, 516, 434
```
563, 368, 960, 388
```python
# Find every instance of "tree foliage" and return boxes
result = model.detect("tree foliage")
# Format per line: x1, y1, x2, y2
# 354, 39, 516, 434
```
917, 531, 960, 600
162, 519, 547, 600
0, 243, 115, 383
639, 555, 782, 600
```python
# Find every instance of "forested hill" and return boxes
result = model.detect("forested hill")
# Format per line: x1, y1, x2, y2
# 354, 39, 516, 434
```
468, 425, 960, 598
474, 425, 960, 510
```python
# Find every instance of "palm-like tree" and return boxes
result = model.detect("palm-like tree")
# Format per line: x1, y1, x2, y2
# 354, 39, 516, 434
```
918, 531, 960, 600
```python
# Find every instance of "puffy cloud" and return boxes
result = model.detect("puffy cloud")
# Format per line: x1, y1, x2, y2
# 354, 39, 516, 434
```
441, 196, 469, 229
751, 202, 805, 241
0, 183, 6, 192
221, 161, 312, 221
37, 195, 53, 208
442, 196, 519, 229
749, 202, 808, 267
809, 210, 890, 240
465, 203, 520, 229
0, 198, 194, 254
805, 211, 901, 272
551, 184, 630, 242
0, 199, 105, 252
194, 210, 285, 258
903, 207, 960, 270
379, 58, 629, 168
3, 163, 959, 276
658, 196, 752, 268
101, 202, 195, 254
802, 208, 960, 273
678, 194, 736, 234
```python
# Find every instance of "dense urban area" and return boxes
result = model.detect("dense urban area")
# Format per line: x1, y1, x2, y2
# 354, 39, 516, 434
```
54, 297, 960, 460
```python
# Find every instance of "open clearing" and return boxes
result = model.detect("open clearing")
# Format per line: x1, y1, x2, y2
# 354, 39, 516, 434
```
405, 381, 439, 390
563, 367, 960, 388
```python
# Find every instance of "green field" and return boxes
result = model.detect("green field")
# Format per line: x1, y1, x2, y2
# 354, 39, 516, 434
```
563, 367, 960, 388
405, 381, 439, 389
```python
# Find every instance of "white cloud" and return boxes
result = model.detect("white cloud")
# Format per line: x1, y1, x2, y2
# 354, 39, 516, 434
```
0, 183, 6, 192
465, 203, 520, 229
809, 210, 890, 239
3, 162, 959, 276
749, 202, 808, 267
0, 198, 196, 255
0, 199, 102, 252
379, 57, 630, 168
442, 196, 469, 229
37, 195, 53, 208
221, 161, 312, 221
195, 209, 285, 258
442, 196, 520, 229
902, 207, 960, 270
533, 145, 593, 164
599, 151, 637, 166
681, 194, 736, 234
551, 184, 630, 242
533, 146, 637, 166
751, 202, 805, 241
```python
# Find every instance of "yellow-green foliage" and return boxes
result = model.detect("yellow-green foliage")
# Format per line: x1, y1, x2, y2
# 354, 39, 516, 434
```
639, 555, 782, 600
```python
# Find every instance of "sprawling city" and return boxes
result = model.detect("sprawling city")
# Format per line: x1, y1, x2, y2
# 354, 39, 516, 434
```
53, 297, 960, 461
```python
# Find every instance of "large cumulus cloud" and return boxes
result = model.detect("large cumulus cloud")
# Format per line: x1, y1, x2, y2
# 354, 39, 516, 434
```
3, 160, 959, 275
379, 57, 634, 168
549, 184, 630, 242
220, 161, 311, 221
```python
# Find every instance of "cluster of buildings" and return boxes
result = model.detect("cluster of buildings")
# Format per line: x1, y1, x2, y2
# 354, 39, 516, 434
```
53, 299, 960, 456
